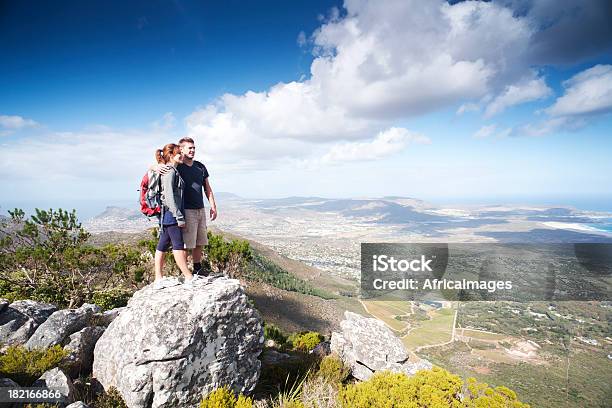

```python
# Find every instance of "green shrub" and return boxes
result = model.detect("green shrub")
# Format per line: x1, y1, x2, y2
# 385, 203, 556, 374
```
0, 208, 146, 308
289, 332, 324, 352
92, 288, 133, 310
205, 232, 252, 278
95, 386, 128, 408
264, 323, 288, 347
0, 345, 68, 386
246, 253, 335, 299
200, 386, 253, 408
316, 354, 348, 385
338, 368, 529, 408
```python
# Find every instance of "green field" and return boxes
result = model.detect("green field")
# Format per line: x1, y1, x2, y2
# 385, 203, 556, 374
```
459, 328, 506, 341
402, 307, 456, 350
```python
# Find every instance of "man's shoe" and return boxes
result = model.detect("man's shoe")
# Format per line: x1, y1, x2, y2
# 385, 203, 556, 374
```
183, 274, 202, 288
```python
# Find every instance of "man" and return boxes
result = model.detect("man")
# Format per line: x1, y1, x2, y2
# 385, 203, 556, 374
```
176, 137, 217, 275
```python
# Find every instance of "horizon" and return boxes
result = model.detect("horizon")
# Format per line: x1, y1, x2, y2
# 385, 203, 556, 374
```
1, 1, 612, 208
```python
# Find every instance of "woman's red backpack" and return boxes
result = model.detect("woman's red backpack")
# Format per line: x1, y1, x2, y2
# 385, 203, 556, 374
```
139, 169, 162, 217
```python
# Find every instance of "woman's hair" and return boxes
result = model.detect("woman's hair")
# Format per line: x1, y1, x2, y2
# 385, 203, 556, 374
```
155, 143, 181, 164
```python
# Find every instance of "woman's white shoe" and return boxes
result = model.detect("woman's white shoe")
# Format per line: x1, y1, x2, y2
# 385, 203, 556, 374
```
183, 274, 202, 288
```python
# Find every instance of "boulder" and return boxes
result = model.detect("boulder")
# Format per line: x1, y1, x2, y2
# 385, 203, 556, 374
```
25, 303, 100, 350
32, 367, 76, 405
0, 300, 57, 346
93, 276, 264, 408
62, 326, 106, 378
330, 311, 432, 380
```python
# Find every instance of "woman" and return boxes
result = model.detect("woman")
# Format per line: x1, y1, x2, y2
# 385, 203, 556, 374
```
153, 143, 200, 289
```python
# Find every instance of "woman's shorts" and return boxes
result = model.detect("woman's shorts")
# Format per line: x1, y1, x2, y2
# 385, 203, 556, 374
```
156, 224, 185, 251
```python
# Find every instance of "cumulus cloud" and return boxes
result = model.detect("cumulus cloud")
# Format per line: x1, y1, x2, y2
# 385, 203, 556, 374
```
184, 0, 547, 166
0, 115, 38, 135
545, 65, 612, 117
321, 127, 429, 163
485, 75, 552, 117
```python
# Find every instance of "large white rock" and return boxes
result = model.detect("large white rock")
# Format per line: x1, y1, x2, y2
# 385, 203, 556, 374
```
330, 311, 432, 380
93, 276, 264, 408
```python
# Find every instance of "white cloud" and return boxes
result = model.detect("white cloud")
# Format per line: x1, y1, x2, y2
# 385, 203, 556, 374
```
321, 127, 429, 163
545, 64, 612, 117
473, 124, 511, 139
485, 75, 552, 117
184, 0, 542, 166
151, 112, 176, 132
0, 115, 38, 133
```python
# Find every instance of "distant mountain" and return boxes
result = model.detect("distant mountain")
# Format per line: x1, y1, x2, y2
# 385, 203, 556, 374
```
84, 206, 153, 233
92, 206, 143, 221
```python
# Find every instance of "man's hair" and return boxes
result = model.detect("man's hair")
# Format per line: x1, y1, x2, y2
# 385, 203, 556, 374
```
178, 137, 195, 146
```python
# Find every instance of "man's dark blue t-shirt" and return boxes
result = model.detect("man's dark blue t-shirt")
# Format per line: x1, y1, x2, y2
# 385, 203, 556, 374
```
177, 161, 209, 210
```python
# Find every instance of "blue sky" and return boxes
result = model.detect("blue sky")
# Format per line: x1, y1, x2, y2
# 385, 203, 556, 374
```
1, 0, 612, 216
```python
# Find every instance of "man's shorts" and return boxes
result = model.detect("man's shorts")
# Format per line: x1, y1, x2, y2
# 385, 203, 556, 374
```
156, 224, 185, 251
183, 208, 208, 249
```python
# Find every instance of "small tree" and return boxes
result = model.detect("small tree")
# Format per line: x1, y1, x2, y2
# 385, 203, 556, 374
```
0, 208, 146, 308
205, 231, 252, 278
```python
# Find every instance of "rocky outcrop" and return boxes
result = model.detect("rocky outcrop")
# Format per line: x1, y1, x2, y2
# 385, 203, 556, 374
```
25, 303, 100, 350
62, 326, 106, 378
330, 311, 432, 380
33, 367, 76, 405
0, 300, 57, 347
93, 276, 264, 408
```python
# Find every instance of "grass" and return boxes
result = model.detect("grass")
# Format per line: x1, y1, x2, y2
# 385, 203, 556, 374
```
402, 307, 455, 350
360, 301, 409, 332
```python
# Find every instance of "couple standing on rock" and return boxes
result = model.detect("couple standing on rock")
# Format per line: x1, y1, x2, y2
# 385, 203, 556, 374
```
152, 137, 217, 289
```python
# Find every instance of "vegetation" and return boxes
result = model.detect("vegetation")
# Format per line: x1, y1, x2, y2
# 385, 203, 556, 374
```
288, 332, 324, 352
95, 386, 128, 408
206, 231, 253, 278
200, 386, 253, 408
0, 345, 68, 386
248, 251, 335, 299
265, 323, 289, 347
316, 354, 349, 385
0, 208, 146, 308
339, 368, 529, 408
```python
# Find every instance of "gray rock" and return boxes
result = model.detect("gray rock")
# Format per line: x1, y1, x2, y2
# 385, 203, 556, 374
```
330, 311, 432, 381
0, 377, 20, 408
62, 326, 106, 378
66, 402, 91, 408
93, 276, 264, 408
92, 307, 125, 326
310, 341, 331, 358
25, 303, 101, 350
32, 367, 76, 405
260, 349, 297, 365
0, 300, 57, 346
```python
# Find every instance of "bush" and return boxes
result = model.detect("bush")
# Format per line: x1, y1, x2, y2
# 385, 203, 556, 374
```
92, 288, 133, 311
0, 345, 68, 386
200, 386, 253, 408
289, 332, 324, 352
264, 323, 288, 348
338, 368, 529, 408
95, 386, 128, 408
316, 354, 348, 385
206, 232, 252, 278
0, 208, 146, 308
